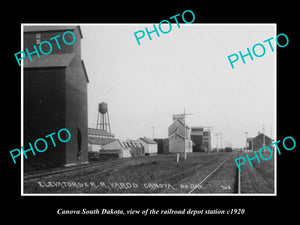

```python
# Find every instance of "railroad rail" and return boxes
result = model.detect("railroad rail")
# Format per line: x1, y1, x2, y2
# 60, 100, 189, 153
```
188, 153, 240, 194
24, 152, 242, 194
23, 158, 128, 181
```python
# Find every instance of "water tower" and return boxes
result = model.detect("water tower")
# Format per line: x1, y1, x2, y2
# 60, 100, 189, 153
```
96, 102, 111, 133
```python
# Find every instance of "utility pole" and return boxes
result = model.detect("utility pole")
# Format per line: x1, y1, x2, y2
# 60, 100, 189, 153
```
220, 132, 223, 151
262, 124, 265, 146
184, 109, 186, 160
183, 109, 193, 160
270, 124, 274, 152
245, 132, 248, 152
262, 124, 265, 153
208, 129, 211, 155
151, 126, 155, 139
214, 132, 221, 152
202, 127, 213, 155
215, 133, 219, 152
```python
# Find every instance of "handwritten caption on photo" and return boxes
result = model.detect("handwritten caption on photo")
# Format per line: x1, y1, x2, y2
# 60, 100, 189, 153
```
36, 181, 231, 191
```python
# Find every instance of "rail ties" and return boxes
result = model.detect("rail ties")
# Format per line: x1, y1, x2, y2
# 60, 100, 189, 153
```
23, 159, 122, 181
188, 153, 240, 194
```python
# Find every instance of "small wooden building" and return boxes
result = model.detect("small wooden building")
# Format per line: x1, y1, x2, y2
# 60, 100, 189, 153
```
138, 137, 158, 155
123, 140, 145, 157
102, 139, 131, 158
88, 128, 115, 152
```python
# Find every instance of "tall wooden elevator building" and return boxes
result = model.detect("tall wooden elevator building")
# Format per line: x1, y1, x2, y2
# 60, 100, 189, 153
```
23, 26, 89, 169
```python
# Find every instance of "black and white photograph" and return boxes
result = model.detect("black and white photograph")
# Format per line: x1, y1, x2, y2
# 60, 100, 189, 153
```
3, 4, 298, 221
22, 24, 276, 195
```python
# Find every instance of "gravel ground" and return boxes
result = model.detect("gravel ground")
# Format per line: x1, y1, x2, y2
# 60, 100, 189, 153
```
240, 151, 274, 194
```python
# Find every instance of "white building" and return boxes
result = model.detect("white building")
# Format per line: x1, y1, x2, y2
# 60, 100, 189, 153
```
138, 137, 158, 156
88, 128, 115, 152
102, 139, 131, 158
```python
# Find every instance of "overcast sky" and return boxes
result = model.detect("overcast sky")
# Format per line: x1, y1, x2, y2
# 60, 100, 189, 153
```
81, 24, 276, 148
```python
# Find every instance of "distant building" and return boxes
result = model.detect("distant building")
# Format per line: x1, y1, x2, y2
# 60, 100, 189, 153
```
101, 139, 131, 158
203, 130, 211, 152
24, 26, 89, 169
90, 138, 145, 160
247, 132, 273, 151
123, 140, 145, 157
138, 137, 158, 155
168, 115, 193, 153
154, 138, 169, 154
88, 128, 115, 152
246, 137, 253, 151
191, 127, 211, 152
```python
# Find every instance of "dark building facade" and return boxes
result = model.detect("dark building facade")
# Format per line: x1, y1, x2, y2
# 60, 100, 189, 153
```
24, 26, 89, 169
154, 138, 169, 154
191, 127, 203, 152
191, 127, 211, 152
247, 132, 273, 151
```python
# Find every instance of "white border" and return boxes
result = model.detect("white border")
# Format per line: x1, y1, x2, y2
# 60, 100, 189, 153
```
21, 23, 277, 197
21, 24, 24, 194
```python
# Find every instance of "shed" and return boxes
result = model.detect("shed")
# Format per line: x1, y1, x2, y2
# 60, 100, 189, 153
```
102, 139, 131, 158
138, 137, 158, 156
123, 140, 145, 157
87, 128, 115, 152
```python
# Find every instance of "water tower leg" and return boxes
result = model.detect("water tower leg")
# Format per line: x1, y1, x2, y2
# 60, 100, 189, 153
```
96, 112, 100, 129
107, 112, 111, 133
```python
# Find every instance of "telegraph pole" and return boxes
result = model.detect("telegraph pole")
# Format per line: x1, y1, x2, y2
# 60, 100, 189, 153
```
202, 127, 213, 155
183, 109, 193, 160
262, 124, 265, 146
151, 126, 155, 139
245, 132, 248, 152
184, 109, 186, 159
215, 132, 222, 152
220, 132, 223, 151
262, 124, 266, 153
215, 133, 219, 152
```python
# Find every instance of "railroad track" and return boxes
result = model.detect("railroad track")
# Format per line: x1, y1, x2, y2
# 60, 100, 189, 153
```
24, 153, 241, 194
188, 153, 240, 194
23, 155, 164, 182
23, 158, 130, 182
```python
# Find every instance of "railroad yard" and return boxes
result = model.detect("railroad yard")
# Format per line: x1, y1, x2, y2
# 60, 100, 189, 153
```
23, 152, 274, 194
